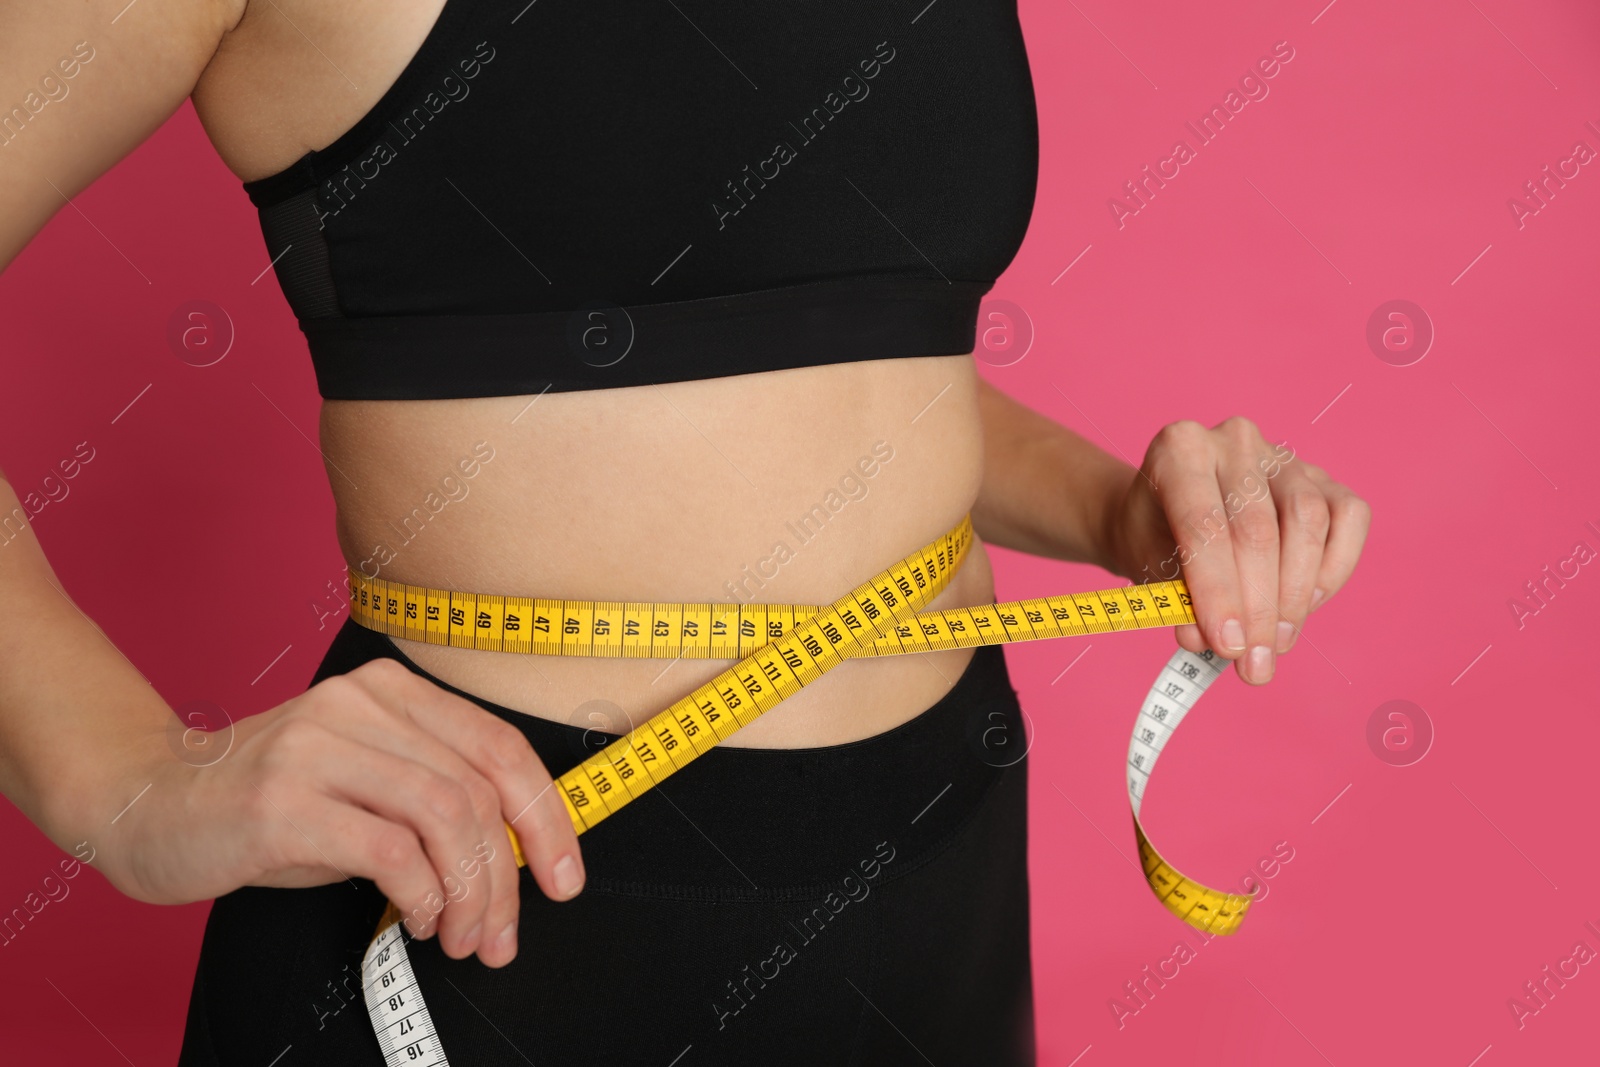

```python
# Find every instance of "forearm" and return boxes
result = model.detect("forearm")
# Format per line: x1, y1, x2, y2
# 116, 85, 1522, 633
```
0, 474, 175, 872
970, 378, 1138, 575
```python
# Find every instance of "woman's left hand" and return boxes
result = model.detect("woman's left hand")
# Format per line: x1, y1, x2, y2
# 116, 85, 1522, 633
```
1099, 417, 1371, 685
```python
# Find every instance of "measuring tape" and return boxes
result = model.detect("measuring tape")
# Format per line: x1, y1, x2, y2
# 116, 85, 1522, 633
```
354, 513, 1253, 1066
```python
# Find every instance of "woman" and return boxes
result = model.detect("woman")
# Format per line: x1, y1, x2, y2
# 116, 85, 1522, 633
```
0, 0, 1369, 1063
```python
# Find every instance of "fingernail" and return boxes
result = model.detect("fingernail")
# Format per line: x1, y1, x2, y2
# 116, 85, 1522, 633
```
554, 855, 584, 899
1221, 618, 1247, 651
1276, 620, 1296, 653
461, 922, 481, 954
1310, 588, 1325, 612
1247, 645, 1274, 683
492, 921, 517, 956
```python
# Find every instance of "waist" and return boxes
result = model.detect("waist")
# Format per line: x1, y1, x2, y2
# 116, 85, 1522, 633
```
321, 353, 993, 747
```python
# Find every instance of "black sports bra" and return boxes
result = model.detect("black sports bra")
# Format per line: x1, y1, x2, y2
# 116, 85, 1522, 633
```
242, 0, 1039, 400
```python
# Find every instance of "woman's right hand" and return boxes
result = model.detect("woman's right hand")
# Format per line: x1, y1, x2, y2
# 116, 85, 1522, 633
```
117, 658, 585, 968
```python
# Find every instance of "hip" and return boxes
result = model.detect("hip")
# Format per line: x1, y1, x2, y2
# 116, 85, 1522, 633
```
180, 624, 1035, 1065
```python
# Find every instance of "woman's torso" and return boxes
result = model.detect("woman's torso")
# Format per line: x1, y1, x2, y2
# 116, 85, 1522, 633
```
188, 0, 1036, 745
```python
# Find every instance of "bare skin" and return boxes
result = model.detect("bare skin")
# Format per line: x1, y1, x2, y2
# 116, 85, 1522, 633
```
0, 0, 1370, 973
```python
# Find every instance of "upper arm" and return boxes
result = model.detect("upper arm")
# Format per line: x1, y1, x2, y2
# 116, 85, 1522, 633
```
0, 0, 246, 272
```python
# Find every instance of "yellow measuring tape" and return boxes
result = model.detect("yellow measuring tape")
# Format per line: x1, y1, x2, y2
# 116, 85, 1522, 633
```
352, 513, 1252, 1064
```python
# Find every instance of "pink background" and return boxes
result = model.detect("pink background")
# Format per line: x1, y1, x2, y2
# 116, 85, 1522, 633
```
3, 0, 1599, 1063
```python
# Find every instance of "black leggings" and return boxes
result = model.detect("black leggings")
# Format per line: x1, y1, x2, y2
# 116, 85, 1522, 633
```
179, 616, 1035, 1066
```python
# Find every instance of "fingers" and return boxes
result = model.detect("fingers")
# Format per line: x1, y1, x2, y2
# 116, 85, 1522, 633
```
1306, 472, 1371, 611
473, 824, 523, 967
307, 673, 519, 961
306, 806, 445, 932
282, 659, 585, 968
1134, 420, 1368, 686
506, 766, 589, 910
1268, 462, 1331, 656
348, 660, 586, 908
1145, 422, 1250, 664
301, 729, 497, 956
1213, 420, 1283, 685
245, 755, 443, 931
1173, 622, 1208, 653
1151, 429, 1366, 685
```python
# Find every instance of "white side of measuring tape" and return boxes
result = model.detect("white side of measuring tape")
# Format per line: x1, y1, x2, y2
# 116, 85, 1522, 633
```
364, 918, 451, 1067
1127, 646, 1229, 819
359, 645, 1228, 1065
